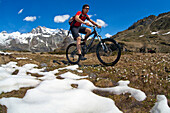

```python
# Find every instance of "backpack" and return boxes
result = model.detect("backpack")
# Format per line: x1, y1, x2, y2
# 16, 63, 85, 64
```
69, 13, 83, 26
69, 16, 75, 25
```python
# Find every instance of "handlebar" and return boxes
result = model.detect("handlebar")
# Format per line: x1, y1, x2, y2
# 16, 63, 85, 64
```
88, 25, 101, 29
89, 25, 95, 27
81, 24, 101, 34
88, 25, 102, 34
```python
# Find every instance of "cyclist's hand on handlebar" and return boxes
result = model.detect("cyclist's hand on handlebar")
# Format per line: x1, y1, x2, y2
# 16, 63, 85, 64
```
84, 22, 90, 26
97, 25, 102, 28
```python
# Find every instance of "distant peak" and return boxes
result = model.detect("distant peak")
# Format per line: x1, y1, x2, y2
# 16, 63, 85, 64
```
30, 26, 66, 35
1, 31, 7, 34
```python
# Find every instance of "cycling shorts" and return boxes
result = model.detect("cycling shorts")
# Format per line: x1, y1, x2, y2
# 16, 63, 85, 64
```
70, 26, 87, 40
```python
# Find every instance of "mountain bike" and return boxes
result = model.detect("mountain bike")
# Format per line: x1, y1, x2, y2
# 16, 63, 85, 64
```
66, 25, 121, 66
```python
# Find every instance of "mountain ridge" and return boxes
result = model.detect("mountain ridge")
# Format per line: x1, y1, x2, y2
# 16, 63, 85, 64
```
0, 26, 73, 52
112, 11, 170, 53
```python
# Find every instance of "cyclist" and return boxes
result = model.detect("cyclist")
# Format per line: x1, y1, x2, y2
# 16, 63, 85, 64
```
70, 4, 101, 60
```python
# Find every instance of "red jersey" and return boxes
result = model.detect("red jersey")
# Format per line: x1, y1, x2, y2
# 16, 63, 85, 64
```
71, 11, 90, 27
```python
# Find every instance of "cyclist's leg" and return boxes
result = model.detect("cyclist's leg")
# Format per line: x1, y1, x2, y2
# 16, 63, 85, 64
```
84, 28, 91, 41
70, 26, 82, 55
77, 36, 81, 54
77, 36, 87, 60
79, 27, 91, 42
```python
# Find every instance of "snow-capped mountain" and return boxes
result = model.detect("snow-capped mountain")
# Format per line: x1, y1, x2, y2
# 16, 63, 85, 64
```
0, 26, 73, 52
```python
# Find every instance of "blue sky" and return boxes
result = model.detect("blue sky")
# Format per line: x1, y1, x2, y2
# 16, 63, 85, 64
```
0, 0, 170, 37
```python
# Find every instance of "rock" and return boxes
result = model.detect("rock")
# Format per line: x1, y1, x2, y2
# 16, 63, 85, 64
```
40, 63, 48, 67
95, 79, 113, 87
98, 73, 110, 78
89, 73, 97, 79
0, 56, 10, 64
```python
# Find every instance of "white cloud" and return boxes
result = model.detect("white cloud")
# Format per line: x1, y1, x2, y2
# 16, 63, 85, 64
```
23, 16, 37, 22
54, 14, 70, 23
105, 33, 112, 38
96, 19, 108, 27
88, 15, 93, 18
18, 9, 23, 14
89, 14, 96, 18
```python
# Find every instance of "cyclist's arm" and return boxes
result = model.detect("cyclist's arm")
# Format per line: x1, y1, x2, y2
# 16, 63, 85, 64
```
89, 19, 101, 28
75, 15, 86, 24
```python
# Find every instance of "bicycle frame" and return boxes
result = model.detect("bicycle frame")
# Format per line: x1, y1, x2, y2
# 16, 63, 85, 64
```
82, 26, 103, 54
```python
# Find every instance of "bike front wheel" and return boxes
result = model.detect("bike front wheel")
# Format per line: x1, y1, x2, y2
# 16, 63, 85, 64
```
66, 43, 80, 64
96, 38, 121, 66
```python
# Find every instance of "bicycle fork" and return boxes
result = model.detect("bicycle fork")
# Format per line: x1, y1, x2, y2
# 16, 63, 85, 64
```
98, 35, 108, 53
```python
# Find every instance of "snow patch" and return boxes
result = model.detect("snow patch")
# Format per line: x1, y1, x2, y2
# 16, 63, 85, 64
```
150, 95, 170, 113
59, 72, 88, 79
162, 31, 170, 35
97, 80, 146, 101
151, 31, 159, 35
16, 57, 29, 60
0, 51, 12, 55
58, 65, 83, 73
139, 35, 144, 37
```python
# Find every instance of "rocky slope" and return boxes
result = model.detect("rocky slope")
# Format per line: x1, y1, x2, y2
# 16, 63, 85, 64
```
0, 26, 73, 52
112, 11, 170, 53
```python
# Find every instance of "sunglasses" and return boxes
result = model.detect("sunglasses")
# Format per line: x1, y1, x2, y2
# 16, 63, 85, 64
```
84, 7, 89, 10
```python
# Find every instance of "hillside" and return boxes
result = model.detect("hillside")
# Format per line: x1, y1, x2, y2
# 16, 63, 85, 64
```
112, 11, 170, 53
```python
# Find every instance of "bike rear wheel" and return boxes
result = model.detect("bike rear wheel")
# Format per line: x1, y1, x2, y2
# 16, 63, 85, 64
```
66, 43, 80, 64
96, 38, 121, 66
